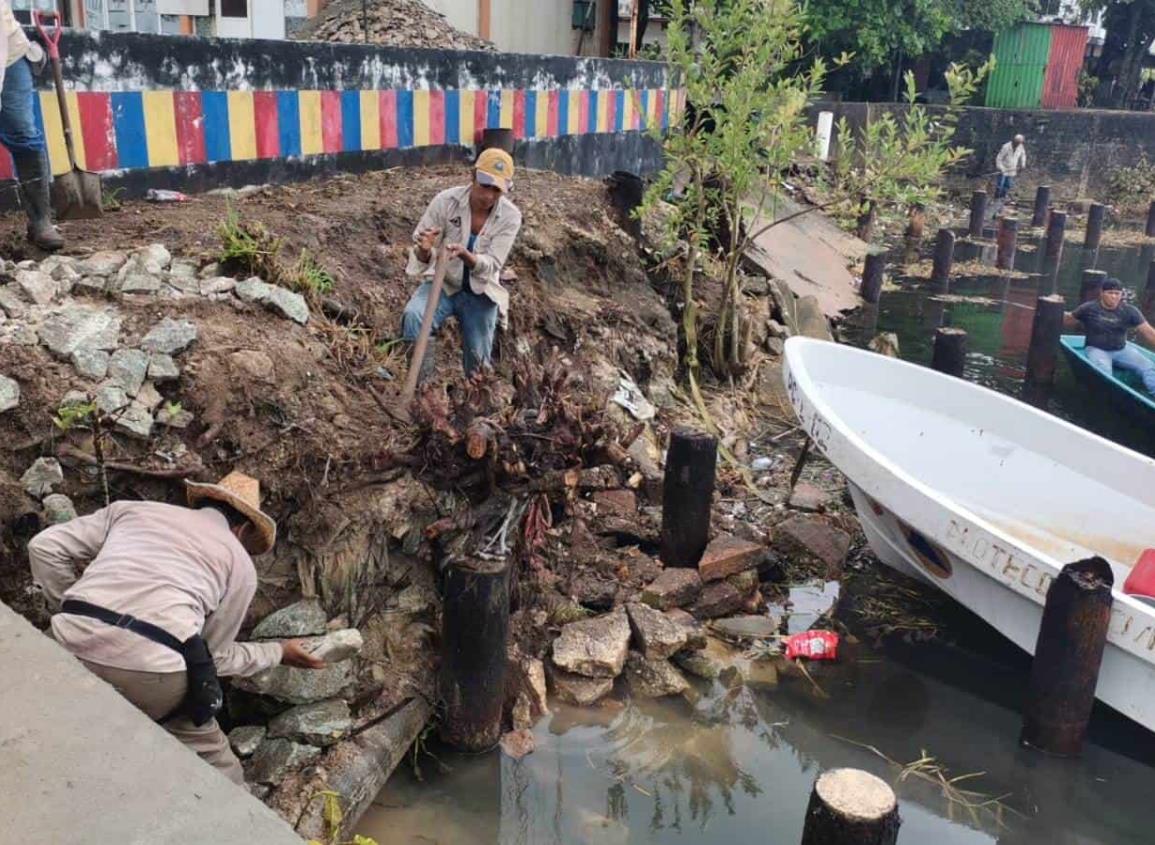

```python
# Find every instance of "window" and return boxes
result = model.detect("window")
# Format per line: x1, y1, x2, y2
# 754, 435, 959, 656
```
220, 0, 246, 17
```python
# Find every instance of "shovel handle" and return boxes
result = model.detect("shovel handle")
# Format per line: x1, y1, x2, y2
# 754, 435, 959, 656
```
33, 10, 62, 62
35, 11, 80, 171
399, 248, 450, 408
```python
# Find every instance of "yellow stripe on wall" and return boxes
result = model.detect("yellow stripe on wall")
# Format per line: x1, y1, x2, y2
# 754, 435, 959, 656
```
142, 91, 179, 168
597, 90, 609, 133
299, 90, 323, 156
360, 90, 380, 150
646, 88, 658, 127
500, 89, 514, 129
623, 89, 635, 131
459, 90, 475, 146
535, 90, 549, 138
227, 91, 257, 161
413, 89, 430, 147
567, 90, 581, 135
39, 91, 70, 175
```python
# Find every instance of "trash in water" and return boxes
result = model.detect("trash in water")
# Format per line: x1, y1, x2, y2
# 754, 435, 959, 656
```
145, 189, 190, 203
751, 456, 778, 472
784, 630, 839, 661
611, 372, 656, 421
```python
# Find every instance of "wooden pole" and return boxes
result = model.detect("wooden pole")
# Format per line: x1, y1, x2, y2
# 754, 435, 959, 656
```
480, 127, 515, 154
996, 216, 1019, 270
396, 248, 449, 418
1044, 210, 1067, 264
904, 204, 926, 240
1146, 200, 1155, 238
1079, 269, 1107, 304
930, 228, 954, 293
968, 190, 987, 238
660, 428, 717, 568
439, 558, 510, 752
801, 768, 900, 845
1084, 202, 1106, 250
860, 250, 886, 304
1143, 260, 1155, 317
931, 327, 968, 378
1032, 186, 1051, 227
1021, 557, 1113, 756
1024, 294, 1066, 389
627, 0, 640, 57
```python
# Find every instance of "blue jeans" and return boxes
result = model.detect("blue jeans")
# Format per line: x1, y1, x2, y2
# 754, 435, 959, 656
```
1085, 344, 1155, 396
995, 174, 1013, 199
401, 282, 499, 376
0, 58, 46, 160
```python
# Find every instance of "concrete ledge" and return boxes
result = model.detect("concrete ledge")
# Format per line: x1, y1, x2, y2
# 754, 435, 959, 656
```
0, 602, 302, 845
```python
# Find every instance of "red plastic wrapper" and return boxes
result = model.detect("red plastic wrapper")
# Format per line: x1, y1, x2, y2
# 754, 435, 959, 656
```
784, 630, 839, 661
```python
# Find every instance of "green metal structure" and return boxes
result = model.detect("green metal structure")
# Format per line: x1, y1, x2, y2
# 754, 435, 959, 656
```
986, 22, 1051, 109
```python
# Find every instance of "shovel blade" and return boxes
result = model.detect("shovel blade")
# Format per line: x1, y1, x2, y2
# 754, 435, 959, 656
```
51, 169, 103, 220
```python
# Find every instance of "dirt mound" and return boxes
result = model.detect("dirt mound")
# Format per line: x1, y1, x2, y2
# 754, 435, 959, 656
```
294, 0, 493, 51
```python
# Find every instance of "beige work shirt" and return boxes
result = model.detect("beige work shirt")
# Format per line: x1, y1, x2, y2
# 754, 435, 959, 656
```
405, 185, 522, 319
1, 2, 31, 68
28, 501, 283, 677
996, 141, 1026, 176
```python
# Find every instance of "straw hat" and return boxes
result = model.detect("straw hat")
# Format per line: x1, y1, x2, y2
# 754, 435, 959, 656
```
185, 471, 276, 555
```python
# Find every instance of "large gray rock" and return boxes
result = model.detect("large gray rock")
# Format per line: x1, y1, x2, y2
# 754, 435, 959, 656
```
234, 660, 355, 705
306, 629, 364, 663
266, 286, 309, 325
0, 374, 19, 412
38, 306, 121, 358
200, 276, 236, 297
71, 348, 110, 380
711, 615, 779, 642
42, 493, 77, 525
640, 568, 702, 611
77, 250, 128, 277
147, 353, 180, 383
548, 666, 614, 706
21, 458, 63, 498
247, 738, 320, 786
267, 700, 352, 747
114, 404, 154, 440
73, 275, 109, 294
134, 382, 163, 412
551, 608, 631, 679
107, 348, 149, 396
118, 271, 162, 295
39, 255, 79, 281
773, 516, 852, 575
94, 383, 130, 415
626, 602, 688, 660
0, 285, 27, 318
227, 725, 266, 758
624, 651, 690, 698
199, 262, 222, 279
235, 277, 274, 303
15, 269, 58, 305
698, 534, 764, 582
140, 318, 198, 355
137, 244, 172, 273
252, 599, 328, 639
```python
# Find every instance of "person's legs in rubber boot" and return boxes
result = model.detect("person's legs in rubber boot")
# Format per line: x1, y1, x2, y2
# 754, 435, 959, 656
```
13, 149, 63, 251
0, 58, 63, 251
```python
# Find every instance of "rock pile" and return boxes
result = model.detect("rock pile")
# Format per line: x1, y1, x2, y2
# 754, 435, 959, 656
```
294, 0, 494, 51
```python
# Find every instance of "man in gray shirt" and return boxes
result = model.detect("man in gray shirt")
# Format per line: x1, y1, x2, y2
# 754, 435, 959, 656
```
1064, 278, 1155, 396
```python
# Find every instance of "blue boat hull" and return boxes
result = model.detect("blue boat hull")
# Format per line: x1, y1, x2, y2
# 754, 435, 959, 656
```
1060, 335, 1155, 429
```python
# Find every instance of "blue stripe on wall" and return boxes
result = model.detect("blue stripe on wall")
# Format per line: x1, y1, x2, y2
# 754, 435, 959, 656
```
111, 92, 149, 169
341, 90, 361, 152
588, 90, 598, 130
487, 89, 501, 130
397, 89, 414, 148
445, 89, 460, 145
524, 90, 537, 139
614, 90, 625, 132
558, 89, 570, 135
277, 90, 301, 157
640, 89, 650, 128
201, 91, 231, 163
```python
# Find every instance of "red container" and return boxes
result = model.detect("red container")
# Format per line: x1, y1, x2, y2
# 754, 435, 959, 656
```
1041, 24, 1089, 109
1124, 549, 1155, 599
784, 630, 839, 661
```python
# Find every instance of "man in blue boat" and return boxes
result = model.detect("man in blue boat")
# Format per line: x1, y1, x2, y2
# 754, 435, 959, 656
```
1064, 278, 1155, 396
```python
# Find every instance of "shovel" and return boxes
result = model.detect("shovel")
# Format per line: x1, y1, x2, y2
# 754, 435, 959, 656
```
381, 247, 449, 423
34, 11, 103, 220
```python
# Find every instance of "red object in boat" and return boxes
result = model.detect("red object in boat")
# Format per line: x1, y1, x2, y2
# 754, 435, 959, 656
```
784, 630, 839, 661
1123, 550, 1155, 599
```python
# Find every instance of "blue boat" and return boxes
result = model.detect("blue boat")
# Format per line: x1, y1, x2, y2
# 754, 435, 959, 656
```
1060, 335, 1155, 426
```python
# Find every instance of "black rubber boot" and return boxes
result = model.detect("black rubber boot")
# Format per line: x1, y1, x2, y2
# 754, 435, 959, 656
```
13, 150, 64, 252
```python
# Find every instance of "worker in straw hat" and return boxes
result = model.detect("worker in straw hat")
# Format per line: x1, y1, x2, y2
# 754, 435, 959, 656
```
28, 470, 325, 786
401, 146, 523, 381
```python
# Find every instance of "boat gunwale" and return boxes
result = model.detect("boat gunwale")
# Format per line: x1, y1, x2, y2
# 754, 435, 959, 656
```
1060, 334, 1155, 414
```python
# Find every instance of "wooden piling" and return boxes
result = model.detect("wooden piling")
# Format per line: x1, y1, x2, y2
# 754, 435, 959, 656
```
1021, 557, 1114, 756
1024, 294, 1067, 388
930, 229, 954, 293
904, 204, 926, 240
1144, 261, 1155, 317
660, 428, 718, 568
861, 251, 886, 304
1146, 200, 1155, 238
931, 327, 968, 378
1031, 186, 1051, 227
968, 190, 987, 238
480, 127, 515, 154
1079, 269, 1107, 304
439, 558, 510, 752
996, 217, 1019, 270
1084, 203, 1106, 250
1044, 210, 1067, 263
801, 768, 900, 845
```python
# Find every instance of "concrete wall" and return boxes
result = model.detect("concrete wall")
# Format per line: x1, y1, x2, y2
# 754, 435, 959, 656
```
813, 100, 1155, 200
16, 29, 682, 198
425, 0, 579, 55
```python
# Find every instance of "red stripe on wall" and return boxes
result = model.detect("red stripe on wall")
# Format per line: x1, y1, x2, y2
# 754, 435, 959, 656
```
513, 90, 526, 140
579, 91, 590, 134
655, 89, 666, 128
76, 92, 117, 171
253, 91, 280, 159
172, 91, 206, 166
321, 91, 343, 153
607, 91, 617, 133
379, 90, 398, 149
0, 147, 12, 180
547, 90, 560, 138
473, 90, 488, 143
429, 89, 446, 146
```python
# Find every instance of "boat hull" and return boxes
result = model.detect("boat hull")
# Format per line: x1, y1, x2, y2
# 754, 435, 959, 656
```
1060, 335, 1155, 431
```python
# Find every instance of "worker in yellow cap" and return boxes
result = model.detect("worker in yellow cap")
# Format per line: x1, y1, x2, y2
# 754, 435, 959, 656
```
402, 146, 523, 380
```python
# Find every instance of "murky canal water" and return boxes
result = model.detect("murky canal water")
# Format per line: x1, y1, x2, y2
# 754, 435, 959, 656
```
358, 215, 1155, 844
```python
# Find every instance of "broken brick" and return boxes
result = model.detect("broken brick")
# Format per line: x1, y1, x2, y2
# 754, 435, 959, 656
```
592, 489, 637, 517
698, 534, 765, 583
640, 568, 702, 610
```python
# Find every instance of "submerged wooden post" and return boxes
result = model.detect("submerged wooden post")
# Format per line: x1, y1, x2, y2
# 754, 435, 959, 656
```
1044, 210, 1067, 262
660, 428, 718, 568
439, 559, 510, 752
930, 229, 955, 293
801, 768, 900, 845
996, 216, 1019, 270
1084, 203, 1106, 250
968, 190, 988, 238
1143, 261, 1155, 316
1079, 269, 1107, 304
1032, 186, 1051, 227
1021, 557, 1114, 756
1024, 294, 1066, 389
861, 251, 886, 304
905, 204, 926, 240
1146, 200, 1155, 238
931, 327, 968, 378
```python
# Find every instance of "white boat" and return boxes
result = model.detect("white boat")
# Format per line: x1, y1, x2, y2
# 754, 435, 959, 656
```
782, 337, 1155, 734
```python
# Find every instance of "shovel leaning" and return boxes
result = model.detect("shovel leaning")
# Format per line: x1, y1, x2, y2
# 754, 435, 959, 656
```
34, 11, 102, 220
383, 247, 449, 423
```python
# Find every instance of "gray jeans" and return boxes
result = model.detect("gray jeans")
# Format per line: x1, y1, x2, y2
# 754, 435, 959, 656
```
1085, 344, 1155, 396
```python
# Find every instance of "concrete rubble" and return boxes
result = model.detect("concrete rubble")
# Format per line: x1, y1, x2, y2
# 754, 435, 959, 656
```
626, 602, 688, 660
295, 0, 494, 51
624, 651, 691, 698
252, 599, 328, 639
774, 515, 852, 575
551, 608, 631, 678
267, 700, 353, 747
640, 568, 702, 610
21, 458, 63, 498
0, 373, 19, 412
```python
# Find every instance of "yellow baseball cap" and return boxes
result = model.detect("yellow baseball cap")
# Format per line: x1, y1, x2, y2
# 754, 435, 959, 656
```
475, 147, 514, 192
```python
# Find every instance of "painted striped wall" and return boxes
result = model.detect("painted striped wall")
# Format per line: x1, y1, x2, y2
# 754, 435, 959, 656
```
6, 86, 687, 180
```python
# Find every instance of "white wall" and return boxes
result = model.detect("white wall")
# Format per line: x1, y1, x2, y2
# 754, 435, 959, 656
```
420, 0, 577, 56
420, 0, 479, 39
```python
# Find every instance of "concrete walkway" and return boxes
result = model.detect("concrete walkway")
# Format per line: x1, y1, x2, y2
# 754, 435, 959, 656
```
0, 602, 302, 844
